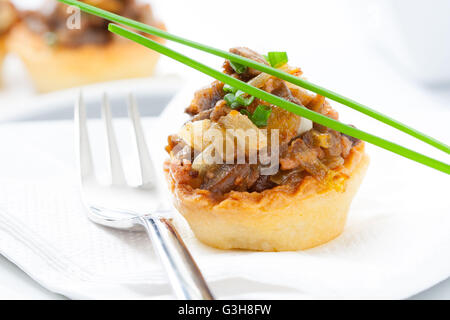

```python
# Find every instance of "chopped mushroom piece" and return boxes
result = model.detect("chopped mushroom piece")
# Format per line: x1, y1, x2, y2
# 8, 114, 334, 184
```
185, 81, 225, 115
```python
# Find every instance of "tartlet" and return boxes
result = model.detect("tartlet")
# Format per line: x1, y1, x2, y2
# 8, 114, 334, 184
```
7, 0, 165, 92
167, 143, 368, 251
165, 47, 369, 251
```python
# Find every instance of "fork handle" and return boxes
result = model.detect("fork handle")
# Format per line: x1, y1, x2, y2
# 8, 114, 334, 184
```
140, 216, 215, 300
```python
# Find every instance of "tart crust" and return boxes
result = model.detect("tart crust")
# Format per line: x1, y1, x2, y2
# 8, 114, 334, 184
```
166, 143, 369, 251
7, 23, 165, 92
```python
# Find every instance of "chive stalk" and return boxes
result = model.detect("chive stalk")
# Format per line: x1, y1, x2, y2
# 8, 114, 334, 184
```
107, 23, 450, 174
56, 0, 449, 156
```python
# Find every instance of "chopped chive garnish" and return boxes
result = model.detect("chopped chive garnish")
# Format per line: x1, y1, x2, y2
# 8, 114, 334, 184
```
239, 104, 272, 127
239, 105, 271, 127
223, 84, 237, 93
250, 105, 272, 127
224, 90, 255, 108
235, 90, 255, 106
267, 51, 288, 68
230, 102, 240, 109
235, 90, 244, 97
224, 93, 236, 106
224, 93, 241, 109
229, 60, 247, 74
240, 109, 251, 117
242, 95, 255, 106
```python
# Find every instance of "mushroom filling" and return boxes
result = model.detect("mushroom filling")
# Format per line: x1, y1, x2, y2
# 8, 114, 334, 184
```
166, 47, 360, 196
20, 0, 162, 47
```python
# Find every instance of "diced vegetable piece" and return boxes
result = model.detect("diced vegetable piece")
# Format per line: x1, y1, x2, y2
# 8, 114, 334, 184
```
315, 132, 331, 148
250, 105, 272, 127
192, 144, 216, 173
178, 119, 211, 150
297, 118, 313, 135
240, 109, 251, 117
219, 111, 268, 154
267, 51, 288, 68
247, 72, 272, 88
266, 106, 302, 145
224, 93, 236, 106
223, 84, 237, 93
235, 90, 255, 106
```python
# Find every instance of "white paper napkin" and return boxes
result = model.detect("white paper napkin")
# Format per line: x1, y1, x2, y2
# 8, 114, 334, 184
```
0, 85, 449, 300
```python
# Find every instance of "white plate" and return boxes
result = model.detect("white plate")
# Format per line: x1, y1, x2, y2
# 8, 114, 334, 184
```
0, 56, 183, 122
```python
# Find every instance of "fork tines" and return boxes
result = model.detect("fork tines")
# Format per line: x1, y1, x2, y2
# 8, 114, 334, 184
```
75, 92, 157, 188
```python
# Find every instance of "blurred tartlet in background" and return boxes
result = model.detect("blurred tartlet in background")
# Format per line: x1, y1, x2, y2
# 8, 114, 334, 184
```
0, 0, 18, 84
7, 0, 166, 92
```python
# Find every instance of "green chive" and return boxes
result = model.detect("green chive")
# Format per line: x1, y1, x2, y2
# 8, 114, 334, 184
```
60, 0, 449, 157
267, 51, 288, 68
224, 93, 236, 106
239, 105, 271, 127
250, 105, 272, 127
240, 109, 251, 117
229, 60, 247, 74
235, 90, 255, 106
224, 93, 241, 109
243, 95, 255, 106
106, 23, 450, 174
223, 84, 237, 93
230, 102, 240, 109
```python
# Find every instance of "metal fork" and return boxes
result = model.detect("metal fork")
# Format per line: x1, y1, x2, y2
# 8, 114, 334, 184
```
75, 92, 214, 300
